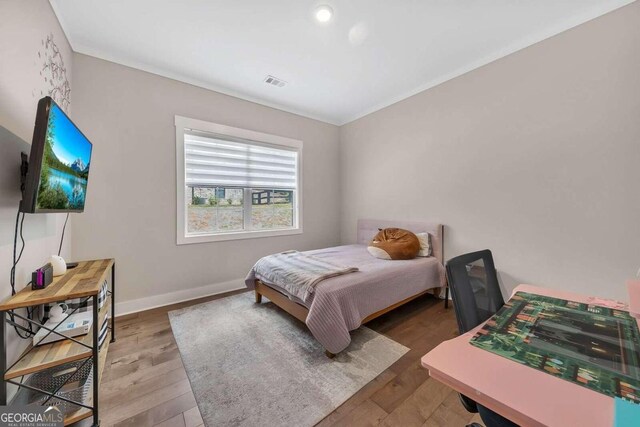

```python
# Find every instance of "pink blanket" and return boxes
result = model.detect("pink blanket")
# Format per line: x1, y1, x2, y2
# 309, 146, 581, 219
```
245, 244, 445, 353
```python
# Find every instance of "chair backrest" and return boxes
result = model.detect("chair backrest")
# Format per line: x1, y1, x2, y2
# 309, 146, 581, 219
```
446, 250, 505, 334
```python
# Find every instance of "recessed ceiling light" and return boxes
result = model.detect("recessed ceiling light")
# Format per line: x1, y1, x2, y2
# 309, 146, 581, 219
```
315, 5, 333, 23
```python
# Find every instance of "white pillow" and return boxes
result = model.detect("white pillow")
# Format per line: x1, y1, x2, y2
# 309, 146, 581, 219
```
367, 246, 392, 260
415, 232, 431, 257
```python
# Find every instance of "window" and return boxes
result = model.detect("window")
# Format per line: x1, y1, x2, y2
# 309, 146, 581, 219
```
175, 116, 302, 244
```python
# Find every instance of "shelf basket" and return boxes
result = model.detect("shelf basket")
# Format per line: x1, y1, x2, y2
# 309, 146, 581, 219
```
11, 358, 93, 415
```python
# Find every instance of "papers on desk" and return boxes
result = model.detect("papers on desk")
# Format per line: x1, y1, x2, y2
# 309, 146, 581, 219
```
586, 296, 627, 310
614, 398, 640, 427
627, 280, 640, 319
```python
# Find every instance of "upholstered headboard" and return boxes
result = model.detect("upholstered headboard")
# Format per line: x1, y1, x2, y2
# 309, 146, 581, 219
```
357, 219, 444, 265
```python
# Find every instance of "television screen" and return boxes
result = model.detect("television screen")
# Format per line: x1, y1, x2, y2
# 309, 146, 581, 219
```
21, 97, 93, 213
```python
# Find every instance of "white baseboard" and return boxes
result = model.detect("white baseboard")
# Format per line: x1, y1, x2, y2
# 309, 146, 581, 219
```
115, 278, 246, 317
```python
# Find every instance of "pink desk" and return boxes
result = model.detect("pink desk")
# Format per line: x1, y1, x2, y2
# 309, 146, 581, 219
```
421, 284, 638, 427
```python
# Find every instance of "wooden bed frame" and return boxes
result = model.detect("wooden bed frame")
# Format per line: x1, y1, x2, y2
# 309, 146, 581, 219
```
254, 220, 447, 358
254, 281, 444, 358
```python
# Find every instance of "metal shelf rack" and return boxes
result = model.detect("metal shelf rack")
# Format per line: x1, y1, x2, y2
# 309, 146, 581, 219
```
0, 259, 116, 426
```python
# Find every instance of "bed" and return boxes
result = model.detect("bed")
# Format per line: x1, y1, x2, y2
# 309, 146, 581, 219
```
245, 219, 446, 356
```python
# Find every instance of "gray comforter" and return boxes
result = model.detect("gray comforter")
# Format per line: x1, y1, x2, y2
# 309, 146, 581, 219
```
249, 250, 358, 301
245, 244, 445, 354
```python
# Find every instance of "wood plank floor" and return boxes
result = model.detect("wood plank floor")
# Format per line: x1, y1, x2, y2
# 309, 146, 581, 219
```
98, 290, 484, 427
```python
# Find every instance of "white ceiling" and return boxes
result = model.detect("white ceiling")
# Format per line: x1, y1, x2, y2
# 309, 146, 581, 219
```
50, 0, 634, 125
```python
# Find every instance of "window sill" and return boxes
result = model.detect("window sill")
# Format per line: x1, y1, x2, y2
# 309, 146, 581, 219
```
177, 227, 303, 245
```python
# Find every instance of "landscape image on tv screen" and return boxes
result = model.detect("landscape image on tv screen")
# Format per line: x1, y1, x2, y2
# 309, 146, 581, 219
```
36, 103, 92, 211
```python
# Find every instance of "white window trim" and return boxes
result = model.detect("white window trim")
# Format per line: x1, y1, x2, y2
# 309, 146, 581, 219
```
175, 115, 303, 245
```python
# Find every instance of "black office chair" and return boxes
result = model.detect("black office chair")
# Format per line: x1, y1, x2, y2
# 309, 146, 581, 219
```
446, 249, 504, 335
446, 250, 517, 427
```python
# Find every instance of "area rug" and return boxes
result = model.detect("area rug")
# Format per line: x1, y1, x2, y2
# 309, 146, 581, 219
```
168, 292, 408, 427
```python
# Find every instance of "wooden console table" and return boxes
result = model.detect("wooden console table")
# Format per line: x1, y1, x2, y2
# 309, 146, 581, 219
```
0, 258, 116, 426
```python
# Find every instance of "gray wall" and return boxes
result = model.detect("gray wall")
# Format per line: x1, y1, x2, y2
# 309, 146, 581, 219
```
2, 0, 638, 322
339, 2, 640, 301
70, 54, 341, 309
0, 0, 73, 365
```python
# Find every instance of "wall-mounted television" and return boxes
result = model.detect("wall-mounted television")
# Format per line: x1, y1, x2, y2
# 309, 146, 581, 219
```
21, 96, 93, 213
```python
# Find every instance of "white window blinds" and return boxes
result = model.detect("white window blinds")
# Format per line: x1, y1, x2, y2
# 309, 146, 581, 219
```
184, 132, 298, 189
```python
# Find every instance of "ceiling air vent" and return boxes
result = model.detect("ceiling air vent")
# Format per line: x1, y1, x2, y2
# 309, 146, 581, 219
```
264, 75, 287, 88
